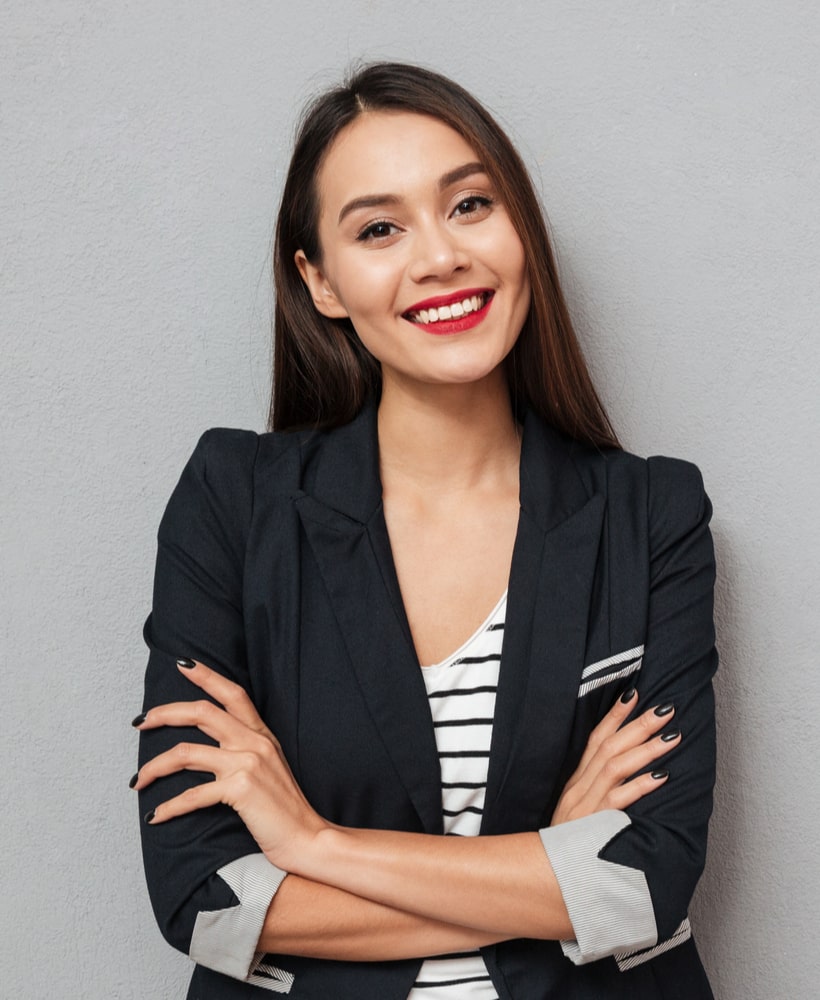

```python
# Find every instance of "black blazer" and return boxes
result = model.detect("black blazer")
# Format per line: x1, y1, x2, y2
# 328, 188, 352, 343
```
138, 404, 717, 999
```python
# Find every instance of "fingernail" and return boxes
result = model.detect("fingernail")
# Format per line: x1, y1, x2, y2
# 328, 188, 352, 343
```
661, 730, 681, 743
651, 770, 669, 780
177, 657, 195, 669
653, 703, 675, 717
129, 772, 139, 788
620, 686, 637, 703
144, 809, 155, 823
131, 713, 146, 728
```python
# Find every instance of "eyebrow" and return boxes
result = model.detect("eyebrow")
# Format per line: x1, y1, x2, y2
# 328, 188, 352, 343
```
337, 161, 487, 224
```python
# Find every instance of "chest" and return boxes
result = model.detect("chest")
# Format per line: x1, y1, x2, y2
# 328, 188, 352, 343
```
382, 489, 519, 666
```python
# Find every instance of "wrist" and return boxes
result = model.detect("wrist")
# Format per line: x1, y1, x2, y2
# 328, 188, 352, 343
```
280, 820, 347, 884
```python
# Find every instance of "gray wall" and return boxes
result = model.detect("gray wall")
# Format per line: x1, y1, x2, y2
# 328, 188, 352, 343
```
3, 2, 818, 997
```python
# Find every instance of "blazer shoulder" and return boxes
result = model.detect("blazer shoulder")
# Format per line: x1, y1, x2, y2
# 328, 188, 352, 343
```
186, 427, 261, 508
193, 425, 315, 480
574, 444, 707, 506
157, 425, 311, 583
191, 426, 260, 475
645, 453, 708, 509
566, 442, 647, 502
180, 425, 326, 514
158, 428, 261, 556
645, 455, 712, 560
569, 445, 711, 549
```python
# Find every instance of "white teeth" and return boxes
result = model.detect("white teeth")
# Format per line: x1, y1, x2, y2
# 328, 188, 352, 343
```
407, 293, 488, 324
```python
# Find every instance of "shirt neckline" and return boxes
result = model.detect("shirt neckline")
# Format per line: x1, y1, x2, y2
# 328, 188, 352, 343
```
420, 590, 508, 671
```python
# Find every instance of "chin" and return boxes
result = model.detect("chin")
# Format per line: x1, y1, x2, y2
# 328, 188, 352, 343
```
427, 362, 508, 387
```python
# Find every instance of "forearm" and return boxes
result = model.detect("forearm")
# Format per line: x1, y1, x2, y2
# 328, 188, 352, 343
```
259, 874, 506, 960
289, 827, 573, 940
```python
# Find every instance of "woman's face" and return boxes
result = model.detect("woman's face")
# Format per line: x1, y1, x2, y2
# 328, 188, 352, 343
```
296, 111, 530, 395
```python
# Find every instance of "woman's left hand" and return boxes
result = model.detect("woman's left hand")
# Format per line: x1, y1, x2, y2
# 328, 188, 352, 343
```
132, 659, 327, 871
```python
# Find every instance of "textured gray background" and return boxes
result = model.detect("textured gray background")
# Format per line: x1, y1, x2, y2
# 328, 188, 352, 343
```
3, 2, 818, 997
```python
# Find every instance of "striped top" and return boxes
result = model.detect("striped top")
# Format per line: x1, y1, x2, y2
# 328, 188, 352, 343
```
407, 592, 507, 1000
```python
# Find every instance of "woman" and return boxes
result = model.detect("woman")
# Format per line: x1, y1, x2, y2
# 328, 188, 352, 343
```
133, 63, 717, 998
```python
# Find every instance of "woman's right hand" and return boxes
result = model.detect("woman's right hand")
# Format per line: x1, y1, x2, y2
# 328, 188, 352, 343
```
551, 689, 680, 826
134, 659, 329, 872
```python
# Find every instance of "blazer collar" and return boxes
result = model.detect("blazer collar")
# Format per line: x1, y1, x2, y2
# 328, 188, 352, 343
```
517, 407, 594, 533
306, 402, 383, 524
306, 400, 594, 529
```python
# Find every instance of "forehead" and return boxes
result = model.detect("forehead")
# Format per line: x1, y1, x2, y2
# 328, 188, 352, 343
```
316, 111, 482, 212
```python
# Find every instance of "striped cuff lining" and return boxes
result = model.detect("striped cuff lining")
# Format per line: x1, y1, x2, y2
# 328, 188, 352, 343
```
538, 810, 657, 965
615, 917, 692, 971
189, 853, 288, 982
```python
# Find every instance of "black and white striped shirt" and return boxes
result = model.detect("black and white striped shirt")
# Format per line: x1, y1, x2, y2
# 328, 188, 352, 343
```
408, 592, 507, 1000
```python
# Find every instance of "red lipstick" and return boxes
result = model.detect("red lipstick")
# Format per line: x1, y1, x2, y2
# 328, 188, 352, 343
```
402, 288, 494, 336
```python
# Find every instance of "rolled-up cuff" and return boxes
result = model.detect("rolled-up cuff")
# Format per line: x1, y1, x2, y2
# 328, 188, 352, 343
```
538, 810, 657, 965
189, 853, 288, 980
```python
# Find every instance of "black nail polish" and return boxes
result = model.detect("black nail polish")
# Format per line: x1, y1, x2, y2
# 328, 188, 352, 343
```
177, 657, 196, 669
653, 703, 675, 717
661, 730, 681, 743
129, 773, 139, 788
620, 686, 637, 703
144, 809, 155, 823
131, 713, 146, 727
651, 770, 669, 780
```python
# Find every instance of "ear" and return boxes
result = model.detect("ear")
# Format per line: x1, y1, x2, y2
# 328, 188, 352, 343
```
294, 250, 349, 319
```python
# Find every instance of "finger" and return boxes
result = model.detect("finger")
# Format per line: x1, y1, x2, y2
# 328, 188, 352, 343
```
134, 698, 271, 750
602, 768, 670, 811
570, 703, 677, 799
175, 659, 275, 739
571, 687, 639, 776
583, 729, 681, 804
144, 776, 230, 824
133, 741, 234, 790
591, 702, 675, 767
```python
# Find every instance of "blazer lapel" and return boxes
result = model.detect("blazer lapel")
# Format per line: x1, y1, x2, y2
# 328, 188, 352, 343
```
295, 406, 443, 834
482, 413, 605, 833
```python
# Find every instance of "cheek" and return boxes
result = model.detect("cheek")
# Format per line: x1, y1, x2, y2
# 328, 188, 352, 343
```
474, 222, 527, 284
502, 232, 528, 286
332, 255, 402, 321
508, 249, 531, 319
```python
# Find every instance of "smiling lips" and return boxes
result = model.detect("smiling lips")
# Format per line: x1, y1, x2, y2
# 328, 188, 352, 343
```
403, 289, 494, 335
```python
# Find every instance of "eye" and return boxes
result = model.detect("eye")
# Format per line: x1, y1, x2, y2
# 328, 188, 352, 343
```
356, 220, 400, 242
452, 195, 494, 218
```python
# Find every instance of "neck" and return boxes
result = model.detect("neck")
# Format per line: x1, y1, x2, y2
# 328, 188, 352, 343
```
377, 371, 521, 496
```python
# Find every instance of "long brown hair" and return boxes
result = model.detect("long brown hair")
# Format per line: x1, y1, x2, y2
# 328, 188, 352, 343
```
271, 62, 619, 449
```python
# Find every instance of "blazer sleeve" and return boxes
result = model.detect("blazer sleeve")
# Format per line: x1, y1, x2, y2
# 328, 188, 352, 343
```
137, 429, 287, 983
539, 457, 718, 965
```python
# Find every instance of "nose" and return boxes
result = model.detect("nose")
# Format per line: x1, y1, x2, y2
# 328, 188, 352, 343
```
407, 219, 470, 283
